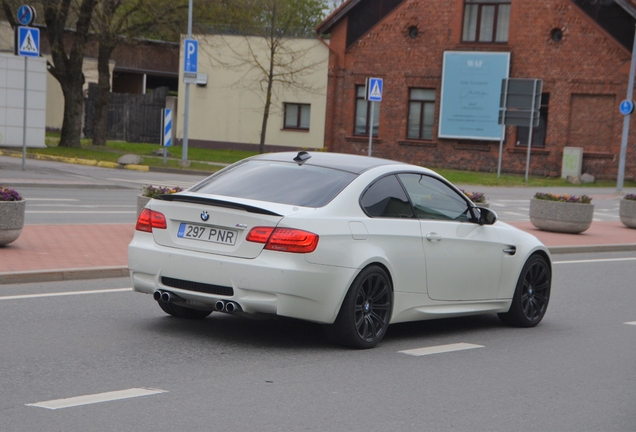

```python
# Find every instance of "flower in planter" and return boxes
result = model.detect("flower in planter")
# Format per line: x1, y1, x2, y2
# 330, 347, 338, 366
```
141, 185, 184, 199
533, 192, 592, 204
461, 190, 486, 204
0, 186, 22, 201
624, 193, 636, 201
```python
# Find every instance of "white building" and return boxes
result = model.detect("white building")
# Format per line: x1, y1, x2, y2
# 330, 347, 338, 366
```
176, 34, 329, 151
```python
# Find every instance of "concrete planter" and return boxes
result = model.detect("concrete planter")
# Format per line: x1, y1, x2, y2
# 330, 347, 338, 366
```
474, 202, 489, 208
0, 200, 26, 246
137, 195, 152, 217
619, 199, 636, 229
529, 198, 594, 234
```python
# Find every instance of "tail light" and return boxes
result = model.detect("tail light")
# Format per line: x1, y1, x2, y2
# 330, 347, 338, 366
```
136, 208, 167, 232
246, 227, 319, 253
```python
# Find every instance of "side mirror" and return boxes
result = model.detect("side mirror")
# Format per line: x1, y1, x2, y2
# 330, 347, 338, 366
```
471, 206, 498, 225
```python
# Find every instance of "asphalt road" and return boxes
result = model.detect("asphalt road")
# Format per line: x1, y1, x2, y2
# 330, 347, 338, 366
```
1, 251, 635, 431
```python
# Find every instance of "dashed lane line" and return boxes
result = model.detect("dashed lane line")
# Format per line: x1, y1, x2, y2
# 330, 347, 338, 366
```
625, 322, 636, 326
26, 388, 167, 410
553, 257, 636, 265
399, 343, 484, 357
0, 288, 132, 301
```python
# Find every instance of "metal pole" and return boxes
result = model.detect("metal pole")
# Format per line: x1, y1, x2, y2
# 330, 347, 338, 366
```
617, 24, 636, 192
524, 79, 538, 182
368, 101, 375, 157
22, 56, 27, 171
498, 78, 510, 178
181, 0, 193, 166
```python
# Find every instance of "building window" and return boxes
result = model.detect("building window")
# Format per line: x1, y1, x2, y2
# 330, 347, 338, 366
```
407, 88, 436, 140
354, 85, 380, 136
284, 103, 310, 130
516, 94, 550, 148
462, 0, 511, 43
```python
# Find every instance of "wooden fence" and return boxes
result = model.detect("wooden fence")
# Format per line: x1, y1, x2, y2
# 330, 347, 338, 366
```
84, 84, 169, 144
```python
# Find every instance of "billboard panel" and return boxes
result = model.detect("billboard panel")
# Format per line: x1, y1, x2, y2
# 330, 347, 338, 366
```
439, 51, 510, 140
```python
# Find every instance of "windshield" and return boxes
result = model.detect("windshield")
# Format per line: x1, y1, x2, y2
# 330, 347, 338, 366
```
190, 160, 356, 207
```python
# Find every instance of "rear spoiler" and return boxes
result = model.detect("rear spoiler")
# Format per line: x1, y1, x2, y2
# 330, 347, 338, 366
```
158, 194, 282, 217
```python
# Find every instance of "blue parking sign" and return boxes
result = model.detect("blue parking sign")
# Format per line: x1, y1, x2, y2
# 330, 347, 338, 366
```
184, 39, 198, 74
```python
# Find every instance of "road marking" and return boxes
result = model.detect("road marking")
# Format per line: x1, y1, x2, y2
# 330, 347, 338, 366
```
24, 198, 78, 201
625, 322, 636, 326
399, 343, 484, 357
554, 257, 636, 265
109, 178, 196, 188
26, 211, 135, 214
0, 288, 132, 301
28, 204, 134, 208
26, 388, 167, 410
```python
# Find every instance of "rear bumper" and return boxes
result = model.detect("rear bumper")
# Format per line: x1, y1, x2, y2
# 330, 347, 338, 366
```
128, 233, 357, 324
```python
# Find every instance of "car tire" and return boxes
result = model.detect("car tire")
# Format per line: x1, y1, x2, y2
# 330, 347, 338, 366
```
498, 254, 551, 327
326, 265, 393, 349
157, 299, 213, 319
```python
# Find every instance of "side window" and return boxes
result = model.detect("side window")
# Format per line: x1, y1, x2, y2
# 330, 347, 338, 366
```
407, 88, 436, 140
360, 175, 414, 218
398, 173, 470, 221
284, 103, 310, 130
462, 0, 511, 43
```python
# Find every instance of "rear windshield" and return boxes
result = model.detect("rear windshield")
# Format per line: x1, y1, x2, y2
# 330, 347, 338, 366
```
190, 160, 356, 207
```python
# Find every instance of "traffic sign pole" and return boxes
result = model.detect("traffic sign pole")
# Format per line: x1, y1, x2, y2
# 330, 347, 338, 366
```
368, 102, 375, 156
617, 24, 636, 192
181, 0, 194, 167
22, 56, 27, 170
16, 17, 41, 170
366, 77, 383, 157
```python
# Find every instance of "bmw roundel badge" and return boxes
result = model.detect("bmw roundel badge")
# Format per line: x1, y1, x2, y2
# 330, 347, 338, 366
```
201, 211, 209, 221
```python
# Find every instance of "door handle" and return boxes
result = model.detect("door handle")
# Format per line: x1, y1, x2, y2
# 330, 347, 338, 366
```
426, 233, 442, 242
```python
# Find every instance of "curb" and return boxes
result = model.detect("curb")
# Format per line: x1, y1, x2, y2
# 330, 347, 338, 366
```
1, 148, 221, 175
0, 266, 130, 285
548, 244, 636, 254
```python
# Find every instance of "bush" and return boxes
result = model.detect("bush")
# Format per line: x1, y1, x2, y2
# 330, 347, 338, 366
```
141, 185, 183, 198
461, 190, 486, 203
0, 186, 22, 201
534, 192, 592, 204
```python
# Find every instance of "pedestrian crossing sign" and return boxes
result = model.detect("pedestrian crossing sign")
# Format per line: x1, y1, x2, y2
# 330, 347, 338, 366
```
17, 26, 39, 57
367, 77, 383, 102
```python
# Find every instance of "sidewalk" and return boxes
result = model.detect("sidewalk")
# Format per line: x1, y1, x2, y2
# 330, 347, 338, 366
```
1, 220, 635, 284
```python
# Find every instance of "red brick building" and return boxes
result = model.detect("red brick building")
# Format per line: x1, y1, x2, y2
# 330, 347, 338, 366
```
317, 0, 636, 180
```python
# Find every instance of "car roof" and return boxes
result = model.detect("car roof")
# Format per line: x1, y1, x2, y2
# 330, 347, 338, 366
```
248, 151, 406, 175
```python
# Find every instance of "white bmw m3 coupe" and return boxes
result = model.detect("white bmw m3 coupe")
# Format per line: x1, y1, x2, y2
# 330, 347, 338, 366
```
128, 151, 551, 348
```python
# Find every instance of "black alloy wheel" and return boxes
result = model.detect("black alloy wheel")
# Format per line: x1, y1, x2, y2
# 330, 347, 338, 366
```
157, 299, 213, 319
327, 266, 393, 349
498, 254, 551, 327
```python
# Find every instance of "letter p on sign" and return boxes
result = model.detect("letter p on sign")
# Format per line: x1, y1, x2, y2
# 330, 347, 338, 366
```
184, 39, 198, 75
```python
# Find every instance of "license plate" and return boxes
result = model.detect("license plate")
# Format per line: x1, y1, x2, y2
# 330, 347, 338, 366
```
177, 223, 238, 245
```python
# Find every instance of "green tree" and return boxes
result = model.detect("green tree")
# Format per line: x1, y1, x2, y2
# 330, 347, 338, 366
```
90, 0, 187, 146
1, 0, 98, 148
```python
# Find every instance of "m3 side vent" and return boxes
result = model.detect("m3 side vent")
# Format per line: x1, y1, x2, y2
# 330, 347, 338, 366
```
161, 276, 234, 296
